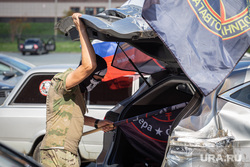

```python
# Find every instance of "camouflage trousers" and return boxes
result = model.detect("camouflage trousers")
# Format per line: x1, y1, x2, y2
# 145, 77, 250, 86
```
40, 149, 80, 167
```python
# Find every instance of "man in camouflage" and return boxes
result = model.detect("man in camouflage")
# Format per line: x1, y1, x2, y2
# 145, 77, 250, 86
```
40, 13, 114, 167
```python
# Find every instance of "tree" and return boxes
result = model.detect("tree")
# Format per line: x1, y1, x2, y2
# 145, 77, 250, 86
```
9, 18, 30, 42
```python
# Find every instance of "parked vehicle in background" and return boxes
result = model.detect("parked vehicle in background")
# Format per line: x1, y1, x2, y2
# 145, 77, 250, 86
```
0, 64, 142, 165
0, 142, 41, 167
18, 37, 56, 55
0, 54, 35, 87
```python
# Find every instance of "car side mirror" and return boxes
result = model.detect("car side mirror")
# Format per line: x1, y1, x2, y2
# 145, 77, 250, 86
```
2, 71, 16, 78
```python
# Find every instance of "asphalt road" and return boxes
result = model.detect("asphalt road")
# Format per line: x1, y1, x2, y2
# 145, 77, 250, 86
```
0, 51, 96, 167
0, 51, 81, 66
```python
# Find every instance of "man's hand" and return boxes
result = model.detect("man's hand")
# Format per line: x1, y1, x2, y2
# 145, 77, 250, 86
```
72, 13, 84, 32
98, 120, 115, 132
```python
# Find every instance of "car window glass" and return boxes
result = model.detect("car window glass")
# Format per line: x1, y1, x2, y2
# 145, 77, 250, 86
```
139, 77, 144, 86
0, 62, 11, 72
0, 62, 22, 77
26, 40, 39, 44
86, 76, 133, 105
230, 84, 250, 105
1, 57, 31, 72
13, 75, 53, 104
139, 75, 149, 87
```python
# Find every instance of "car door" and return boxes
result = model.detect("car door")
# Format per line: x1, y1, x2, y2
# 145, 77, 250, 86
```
0, 73, 54, 153
45, 37, 56, 52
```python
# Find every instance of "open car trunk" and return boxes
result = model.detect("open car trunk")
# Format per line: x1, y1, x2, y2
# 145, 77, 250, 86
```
102, 71, 201, 166
55, 1, 250, 166
55, 1, 202, 166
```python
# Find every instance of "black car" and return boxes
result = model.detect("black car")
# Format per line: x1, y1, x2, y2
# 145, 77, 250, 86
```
18, 37, 56, 55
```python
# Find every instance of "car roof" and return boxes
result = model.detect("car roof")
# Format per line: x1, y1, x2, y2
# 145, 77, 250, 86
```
25, 38, 41, 41
0, 54, 35, 72
24, 64, 77, 74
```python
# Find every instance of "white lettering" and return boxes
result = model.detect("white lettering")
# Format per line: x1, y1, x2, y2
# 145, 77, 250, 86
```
200, 154, 243, 162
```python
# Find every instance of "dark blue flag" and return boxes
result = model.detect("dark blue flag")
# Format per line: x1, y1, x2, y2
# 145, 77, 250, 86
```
142, 0, 250, 95
116, 102, 187, 163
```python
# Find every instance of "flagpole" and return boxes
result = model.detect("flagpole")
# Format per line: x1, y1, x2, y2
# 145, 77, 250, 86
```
82, 102, 187, 136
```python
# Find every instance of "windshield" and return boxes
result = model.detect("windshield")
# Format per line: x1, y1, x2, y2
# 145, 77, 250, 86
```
25, 40, 39, 44
1, 57, 32, 72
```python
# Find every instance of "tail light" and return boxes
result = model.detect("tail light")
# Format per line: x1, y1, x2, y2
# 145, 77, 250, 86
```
34, 44, 39, 49
19, 44, 23, 49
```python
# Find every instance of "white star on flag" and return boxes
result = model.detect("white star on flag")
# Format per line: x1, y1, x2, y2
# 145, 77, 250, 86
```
155, 127, 163, 136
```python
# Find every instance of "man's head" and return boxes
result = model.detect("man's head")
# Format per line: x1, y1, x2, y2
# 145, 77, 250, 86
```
79, 55, 107, 93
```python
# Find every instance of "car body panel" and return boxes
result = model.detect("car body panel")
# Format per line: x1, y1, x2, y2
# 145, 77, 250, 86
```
81, 5, 156, 40
0, 82, 13, 105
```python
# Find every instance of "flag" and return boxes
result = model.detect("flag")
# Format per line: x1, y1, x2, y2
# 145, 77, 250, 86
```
116, 102, 187, 163
142, 0, 250, 95
92, 40, 136, 82
112, 42, 167, 74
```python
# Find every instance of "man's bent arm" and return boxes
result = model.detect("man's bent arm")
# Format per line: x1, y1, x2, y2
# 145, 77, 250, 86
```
84, 116, 114, 132
66, 13, 97, 90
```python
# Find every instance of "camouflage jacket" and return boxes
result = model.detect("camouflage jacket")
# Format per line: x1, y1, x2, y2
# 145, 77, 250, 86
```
40, 68, 86, 155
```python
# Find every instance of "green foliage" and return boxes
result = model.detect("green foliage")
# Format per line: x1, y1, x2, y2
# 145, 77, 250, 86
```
21, 22, 55, 36
0, 23, 10, 35
9, 18, 31, 42
63, 10, 74, 18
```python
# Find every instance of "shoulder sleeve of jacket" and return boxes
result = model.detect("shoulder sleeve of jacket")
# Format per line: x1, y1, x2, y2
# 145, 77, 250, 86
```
52, 68, 77, 94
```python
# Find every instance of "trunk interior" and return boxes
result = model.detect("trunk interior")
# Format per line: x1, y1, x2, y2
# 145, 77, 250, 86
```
107, 73, 198, 167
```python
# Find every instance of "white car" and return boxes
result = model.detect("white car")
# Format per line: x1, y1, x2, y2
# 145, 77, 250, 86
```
0, 64, 141, 165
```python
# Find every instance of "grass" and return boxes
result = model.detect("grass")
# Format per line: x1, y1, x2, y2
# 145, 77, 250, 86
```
50, 41, 81, 52
0, 42, 18, 52
0, 41, 81, 53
